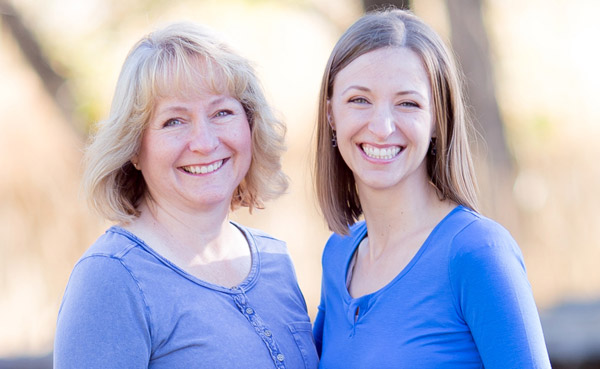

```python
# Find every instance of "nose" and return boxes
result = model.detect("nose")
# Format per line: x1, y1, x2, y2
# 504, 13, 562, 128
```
188, 119, 219, 153
368, 105, 396, 140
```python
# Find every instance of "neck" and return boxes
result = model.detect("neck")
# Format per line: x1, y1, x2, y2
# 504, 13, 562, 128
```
357, 176, 453, 260
130, 196, 234, 258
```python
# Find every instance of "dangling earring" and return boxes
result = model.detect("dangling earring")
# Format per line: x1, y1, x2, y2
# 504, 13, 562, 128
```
429, 138, 437, 156
328, 111, 337, 148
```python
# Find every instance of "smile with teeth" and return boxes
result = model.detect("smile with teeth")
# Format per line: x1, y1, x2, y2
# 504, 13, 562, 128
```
361, 143, 402, 160
182, 160, 224, 175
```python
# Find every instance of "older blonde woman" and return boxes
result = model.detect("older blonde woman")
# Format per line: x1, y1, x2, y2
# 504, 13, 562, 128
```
54, 23, 317, 369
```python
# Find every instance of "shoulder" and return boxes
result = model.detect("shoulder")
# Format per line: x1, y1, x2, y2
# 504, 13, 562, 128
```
56, 231, 152, 366
60, 230, 152, 328
327, 220, 365, 245
61, 252, 148, 324
453, 207, 512, 241
81, 226, 142, 260
327, 220, 366, 244
449, 207, 519, 256
446, 207, 526, 276
322, 221, 366, 261
70, 227, 144, 288
68, 227, 150, 294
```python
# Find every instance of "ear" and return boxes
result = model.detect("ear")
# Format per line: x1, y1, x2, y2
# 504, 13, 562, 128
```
326, 100, 335, 130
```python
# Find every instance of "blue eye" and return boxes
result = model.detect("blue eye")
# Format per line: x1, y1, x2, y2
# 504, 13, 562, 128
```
349, 97, 369, 104
400, 101, 419, 108
214, 110, 233, 118
163, 118, 183, 127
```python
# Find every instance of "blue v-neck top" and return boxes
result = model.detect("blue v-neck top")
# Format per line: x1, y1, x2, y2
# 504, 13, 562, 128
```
314, 206, 550, 368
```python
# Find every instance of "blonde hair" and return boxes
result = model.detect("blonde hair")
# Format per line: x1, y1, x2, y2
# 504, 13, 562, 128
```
83, 22, 288, 223
315, 9, 478, 235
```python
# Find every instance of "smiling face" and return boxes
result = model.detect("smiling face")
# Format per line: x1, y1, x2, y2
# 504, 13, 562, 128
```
329, 47, 435, 195
135, 79, 252, 214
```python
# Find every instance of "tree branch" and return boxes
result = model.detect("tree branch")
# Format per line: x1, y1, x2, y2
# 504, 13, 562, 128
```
1, 0, 81, 135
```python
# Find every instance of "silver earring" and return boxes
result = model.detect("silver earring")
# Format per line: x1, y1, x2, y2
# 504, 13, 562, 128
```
331, 131, 337, 148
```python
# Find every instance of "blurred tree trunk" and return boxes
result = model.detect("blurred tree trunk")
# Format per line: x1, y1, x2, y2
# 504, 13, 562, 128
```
362, 0, 411, 11
446, 0, 511, 173
0, 0, 80, 135
446, 0, 517, 226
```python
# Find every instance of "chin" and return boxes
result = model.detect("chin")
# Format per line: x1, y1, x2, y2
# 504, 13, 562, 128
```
358, 180, 401, 192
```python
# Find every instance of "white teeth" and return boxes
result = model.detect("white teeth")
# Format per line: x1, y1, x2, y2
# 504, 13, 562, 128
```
183, 160, 223, 174
361, 144, 401, 160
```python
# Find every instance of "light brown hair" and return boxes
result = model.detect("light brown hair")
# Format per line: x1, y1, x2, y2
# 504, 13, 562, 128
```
315, 8, 478, 235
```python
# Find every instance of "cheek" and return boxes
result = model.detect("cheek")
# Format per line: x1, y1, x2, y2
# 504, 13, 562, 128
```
331, 103, 346, 124
333, 128, 357, 166
241, 136, 252, 163
331, 103, 368, 131
139, 135, 166, 164
427, 115, 436, 137
137, 134, 153, 164
404, 114, 434, 137
333, 116, 362, 151
235, 123, 253, 164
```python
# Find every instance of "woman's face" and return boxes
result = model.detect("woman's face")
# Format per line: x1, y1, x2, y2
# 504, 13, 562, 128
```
135, 78, 252, 214
328, 47, 435, 195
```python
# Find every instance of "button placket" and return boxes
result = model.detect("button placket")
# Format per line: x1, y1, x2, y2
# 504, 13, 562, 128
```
231, 287, 286, 368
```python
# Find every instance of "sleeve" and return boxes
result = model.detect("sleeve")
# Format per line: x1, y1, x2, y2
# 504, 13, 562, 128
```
54, 256, 152, 369
450, 223, 551, 369
312, 277, 326, 357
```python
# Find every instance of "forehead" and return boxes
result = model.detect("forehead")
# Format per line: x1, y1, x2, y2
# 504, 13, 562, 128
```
333, 47, 430, 96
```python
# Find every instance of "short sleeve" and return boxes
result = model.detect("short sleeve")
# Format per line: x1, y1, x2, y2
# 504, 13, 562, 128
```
450, 222, 551, 369
54, 256, 151, 369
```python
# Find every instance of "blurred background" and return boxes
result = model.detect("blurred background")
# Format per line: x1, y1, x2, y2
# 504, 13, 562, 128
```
1, 0, 599, 367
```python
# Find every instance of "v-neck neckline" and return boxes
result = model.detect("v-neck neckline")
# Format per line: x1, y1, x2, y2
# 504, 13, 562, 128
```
343, 205, 464, 304
109, 221, 260, 294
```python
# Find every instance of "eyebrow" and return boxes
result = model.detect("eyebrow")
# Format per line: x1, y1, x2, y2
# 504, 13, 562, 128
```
341, 85, 370, 95
207, 96, 229, 107
157, 105, 190, 115
341, 85, 425, 99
